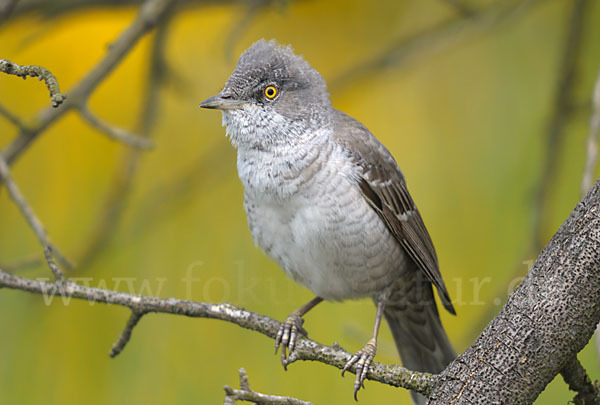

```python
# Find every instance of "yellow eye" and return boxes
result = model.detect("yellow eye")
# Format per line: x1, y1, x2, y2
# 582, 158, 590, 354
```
264, 85, 278, 99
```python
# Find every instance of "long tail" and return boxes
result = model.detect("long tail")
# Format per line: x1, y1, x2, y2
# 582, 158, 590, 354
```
382, 278, 456, 404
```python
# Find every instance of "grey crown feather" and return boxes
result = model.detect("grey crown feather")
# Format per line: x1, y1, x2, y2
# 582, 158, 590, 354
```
225, 39, 328, 103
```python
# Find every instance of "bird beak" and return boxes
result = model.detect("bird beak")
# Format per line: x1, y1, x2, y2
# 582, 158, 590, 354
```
199, 94, 245, 110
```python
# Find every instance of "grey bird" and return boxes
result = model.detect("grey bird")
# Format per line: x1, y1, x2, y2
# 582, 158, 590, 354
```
200, 39, 456, 404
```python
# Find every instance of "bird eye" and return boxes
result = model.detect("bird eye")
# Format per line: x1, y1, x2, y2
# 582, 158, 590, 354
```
264, 85, 278, 99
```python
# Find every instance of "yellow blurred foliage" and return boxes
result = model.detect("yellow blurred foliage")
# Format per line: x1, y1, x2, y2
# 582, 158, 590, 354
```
1, 1, 600, 404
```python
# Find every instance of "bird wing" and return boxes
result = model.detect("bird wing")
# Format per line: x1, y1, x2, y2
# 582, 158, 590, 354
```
332, 110, 455, 314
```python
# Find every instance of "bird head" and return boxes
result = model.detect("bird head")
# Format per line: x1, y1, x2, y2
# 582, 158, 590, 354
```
200, 39, 332, 149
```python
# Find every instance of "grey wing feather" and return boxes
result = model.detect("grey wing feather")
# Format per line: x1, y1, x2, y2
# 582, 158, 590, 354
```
332, 110, 455, 315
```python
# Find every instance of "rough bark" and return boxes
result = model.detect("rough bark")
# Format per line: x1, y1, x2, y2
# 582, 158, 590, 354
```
428, 179, 600, 404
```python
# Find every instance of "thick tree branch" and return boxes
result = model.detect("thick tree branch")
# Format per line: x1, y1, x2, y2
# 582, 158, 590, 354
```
0, 268, 434, 396
428, 177, 600, 403
223, 368, 311, 405
560, 357, 600, 405
1, 2, 599, 403
3, 177, 600, 402
0, 59, 66, 107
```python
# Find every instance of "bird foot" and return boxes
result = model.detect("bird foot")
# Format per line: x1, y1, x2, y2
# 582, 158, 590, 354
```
342, 339, 377, 401
275, 313, 307, 368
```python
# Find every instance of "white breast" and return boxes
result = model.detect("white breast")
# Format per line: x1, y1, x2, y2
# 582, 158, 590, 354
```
238, 141, 407, 301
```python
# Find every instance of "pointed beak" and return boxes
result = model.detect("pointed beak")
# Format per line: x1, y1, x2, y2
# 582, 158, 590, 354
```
199, 94, 246, 110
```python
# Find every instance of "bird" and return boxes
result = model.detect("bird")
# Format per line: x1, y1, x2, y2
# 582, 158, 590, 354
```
200, 39, 456, 404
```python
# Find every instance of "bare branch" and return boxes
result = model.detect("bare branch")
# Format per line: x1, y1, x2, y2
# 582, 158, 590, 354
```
126, 141, 232, 240
43, 246, 64, 281
76, 16, 173, 272
0, 0, 18, 22
110, 310, 146, 358
238, 368, 250, 391
429, 177, 600, 403
582, 70, 600, 196
561, 357, 600, 405
439, 0, 474, 17
2, 0, 177, 166
77, 105, 154, 149
0, 59, 66, 107
224, 0, 286, 61
8, 0, 260, 20
3, 176, 600, 402
532, 0, 587, 252
223, 368, 312, 405
331, 0, 544, 90
0, 255, 43, 273
138, 15, 171, 135
0, 268, 435, 396
0, 155, 72, 270
465, 0, 589, 344
0, 103, 27, 131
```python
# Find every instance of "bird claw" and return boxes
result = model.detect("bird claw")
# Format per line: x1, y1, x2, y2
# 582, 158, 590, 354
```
275, 313, 307, 368
342, 340, 377, 401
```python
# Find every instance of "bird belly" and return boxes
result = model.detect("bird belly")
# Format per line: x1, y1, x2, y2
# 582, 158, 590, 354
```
245, 173, 407, 301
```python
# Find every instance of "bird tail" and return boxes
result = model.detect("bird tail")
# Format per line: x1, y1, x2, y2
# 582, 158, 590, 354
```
382, 281, 456, 404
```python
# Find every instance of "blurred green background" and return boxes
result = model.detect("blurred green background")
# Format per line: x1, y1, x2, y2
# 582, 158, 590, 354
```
1, 0, 600, 404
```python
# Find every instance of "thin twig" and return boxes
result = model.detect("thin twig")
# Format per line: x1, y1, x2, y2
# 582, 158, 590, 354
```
0, 103, 27, 131
8, 0, 258, 20
238, 368, 250, 391
0, 0, 18, 22
110, 310, 146, 358
0, 155, 72, 270
77, 105, 154, 149
75, 16, 173, 272
126, 141, 232, 239
43, 246, 64, 281
0, 268, 435, 396
463, 0, 589, 346
2, 0, 177, 166
138, 16, 171, 135
532, 0, 587, 252
582, 70, 600, 196
224, 0, 282, 61
560, 357, 600, 405
224, 368, 312, 405
331, 0, 543, 90
0, 255, 44, 273
440, 0, 474, 17
0, 59, 66, 107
